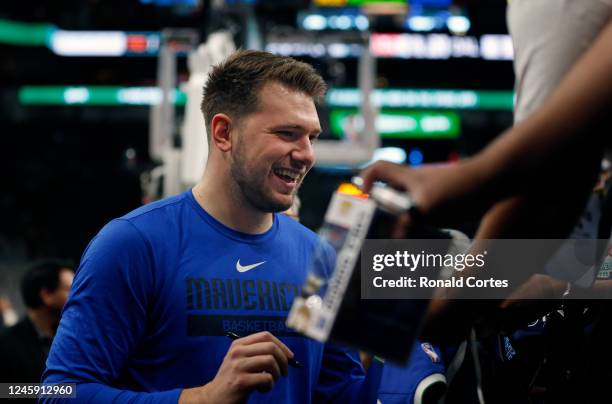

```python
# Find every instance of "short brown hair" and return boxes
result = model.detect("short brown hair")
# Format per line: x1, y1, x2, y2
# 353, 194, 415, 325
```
201, 49, 327, 137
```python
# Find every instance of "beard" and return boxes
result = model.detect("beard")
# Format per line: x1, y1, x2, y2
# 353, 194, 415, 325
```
229, 139, 295, 213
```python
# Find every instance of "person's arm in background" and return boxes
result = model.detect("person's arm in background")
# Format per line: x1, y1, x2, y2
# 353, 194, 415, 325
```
420, 194, 600, 343
360, 19, 612, 230
359, 19, 612, 343
43, 220, 294, 404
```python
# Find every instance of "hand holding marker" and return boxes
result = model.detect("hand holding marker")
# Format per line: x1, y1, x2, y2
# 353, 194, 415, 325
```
225, 331, 303, 368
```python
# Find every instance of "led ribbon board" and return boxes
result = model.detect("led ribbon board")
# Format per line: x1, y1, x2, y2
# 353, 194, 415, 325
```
329, 109, 460, 139
266, 33, 512, 60
18, 86, 513, 111
0, 19, 54, 46
19, 86, 187, 106
327, 88, 514, 110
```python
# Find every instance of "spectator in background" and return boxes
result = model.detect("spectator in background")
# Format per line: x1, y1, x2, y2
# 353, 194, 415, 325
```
0, 259, 74, 384
0, 295, 18, 330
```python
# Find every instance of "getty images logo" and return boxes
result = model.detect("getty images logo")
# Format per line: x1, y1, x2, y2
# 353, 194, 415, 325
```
236, 259, 266, 273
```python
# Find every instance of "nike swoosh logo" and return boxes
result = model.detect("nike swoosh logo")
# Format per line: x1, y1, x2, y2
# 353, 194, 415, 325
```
236, 260, 266, 273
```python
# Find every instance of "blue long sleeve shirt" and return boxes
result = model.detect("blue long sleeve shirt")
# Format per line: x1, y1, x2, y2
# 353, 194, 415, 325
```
42, 191, 381, 403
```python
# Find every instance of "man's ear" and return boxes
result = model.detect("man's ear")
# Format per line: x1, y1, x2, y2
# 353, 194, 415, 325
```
39, 288, 53, 307
210, 114, 233, 152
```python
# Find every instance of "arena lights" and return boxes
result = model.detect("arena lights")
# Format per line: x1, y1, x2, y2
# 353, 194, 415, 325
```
408, 148, 424, 166
370, 147, 407, 165
51, 31, 128, 57
327, 88, 514, 110
50, 31, 161, 56
446, 15, 470, 35
265, 41, 363, 58
300, 13, 370, 31
370, 32, 512, 59
299, 11, 467, 33
0, 19, 163, 56
480, 34, 514, 61
18, 86, 187, 106
405, 13, 471, 35
302, 14, 328, 31
317, 146, 408, 171
267, 33, 512, 60
407, 16, 437, 32
328, 109, 460, 139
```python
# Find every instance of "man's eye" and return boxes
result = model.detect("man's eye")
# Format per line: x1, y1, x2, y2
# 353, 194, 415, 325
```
278, 131, 295, 138
309, 136, 319, 144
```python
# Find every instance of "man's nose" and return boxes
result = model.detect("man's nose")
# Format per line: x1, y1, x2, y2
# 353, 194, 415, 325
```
291, 136, 315, 168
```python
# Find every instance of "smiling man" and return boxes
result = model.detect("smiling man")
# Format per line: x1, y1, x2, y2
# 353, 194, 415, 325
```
42, 50, 380, 404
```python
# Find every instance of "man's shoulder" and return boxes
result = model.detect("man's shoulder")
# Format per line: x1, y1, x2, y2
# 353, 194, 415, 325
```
276, 215, 336, 259
113, 191, 195, 236
121, 192, 190, 223
277, 214, 319, 243
90, 192, 193, 251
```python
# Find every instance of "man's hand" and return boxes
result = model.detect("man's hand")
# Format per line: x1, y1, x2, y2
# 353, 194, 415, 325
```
496, 274, 567, 332
179, 331, 295, 404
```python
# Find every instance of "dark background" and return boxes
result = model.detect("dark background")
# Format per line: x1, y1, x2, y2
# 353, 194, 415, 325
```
0, 1, 512, 295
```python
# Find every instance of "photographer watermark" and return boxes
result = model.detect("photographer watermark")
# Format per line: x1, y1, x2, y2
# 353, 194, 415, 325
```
361, 239, 612, 299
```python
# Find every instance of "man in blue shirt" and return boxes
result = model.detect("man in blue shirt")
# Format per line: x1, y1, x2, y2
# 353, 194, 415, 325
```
43, 50, 380, 403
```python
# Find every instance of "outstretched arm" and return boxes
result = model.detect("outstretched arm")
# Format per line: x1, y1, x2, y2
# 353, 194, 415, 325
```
360, 19, 612, 227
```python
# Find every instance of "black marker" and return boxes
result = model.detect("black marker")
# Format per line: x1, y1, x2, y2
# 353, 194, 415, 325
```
225, 331, 303, 368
